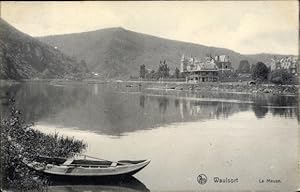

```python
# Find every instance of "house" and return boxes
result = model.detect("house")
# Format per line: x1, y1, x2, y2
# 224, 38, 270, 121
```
180, 54, 232, 83
270, 56, 298, 75
214, 55, 232, 71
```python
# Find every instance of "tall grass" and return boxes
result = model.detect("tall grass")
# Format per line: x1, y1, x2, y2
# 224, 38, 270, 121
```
1, 98, 87, 191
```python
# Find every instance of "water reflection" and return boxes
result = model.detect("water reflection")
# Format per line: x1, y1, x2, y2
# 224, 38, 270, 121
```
1, 82, 89, 123
47, 176, 149, 192
157, 97, 169, 113
140, 95, 145, 108
0, 82, 298, 136
2, 81, 297, 191
252, 105, 269, 119
174, 99, 179, 108
269, 106, 297, 118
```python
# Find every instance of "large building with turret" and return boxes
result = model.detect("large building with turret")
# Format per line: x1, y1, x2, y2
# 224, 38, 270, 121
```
180, 54, 232, 82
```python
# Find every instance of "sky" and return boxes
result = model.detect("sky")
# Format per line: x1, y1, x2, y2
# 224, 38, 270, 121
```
1, 1, 298, 55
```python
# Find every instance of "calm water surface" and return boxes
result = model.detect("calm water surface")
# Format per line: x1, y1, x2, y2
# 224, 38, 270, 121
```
0, 81, 298, 191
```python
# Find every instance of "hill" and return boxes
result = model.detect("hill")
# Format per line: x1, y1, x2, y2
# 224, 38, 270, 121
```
0, 19, 88, 80
39, 27, 293, 79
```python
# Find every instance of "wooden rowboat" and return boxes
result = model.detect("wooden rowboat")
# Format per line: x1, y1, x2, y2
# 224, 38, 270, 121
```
24, 154, 150, 178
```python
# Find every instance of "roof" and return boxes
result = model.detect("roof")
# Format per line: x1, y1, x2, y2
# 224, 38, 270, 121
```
186, 61, 218, 72
199, 62, 217, 70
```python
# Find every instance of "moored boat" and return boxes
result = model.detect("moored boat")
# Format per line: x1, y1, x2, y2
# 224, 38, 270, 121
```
24, 154, 150, 178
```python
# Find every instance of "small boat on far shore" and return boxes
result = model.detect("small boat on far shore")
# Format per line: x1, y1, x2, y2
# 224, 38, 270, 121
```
24, 154, 150, 179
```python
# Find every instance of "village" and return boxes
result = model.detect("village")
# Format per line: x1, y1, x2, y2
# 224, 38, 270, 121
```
133, 54, 298, 96
137, 54, 298, 85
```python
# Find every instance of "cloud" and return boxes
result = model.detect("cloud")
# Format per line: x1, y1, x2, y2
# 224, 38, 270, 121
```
1, 1, 298, 55
229, 9, 298, 54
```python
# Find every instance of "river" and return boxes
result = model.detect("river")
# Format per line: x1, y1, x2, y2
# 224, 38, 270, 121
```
0, 81, 298, 191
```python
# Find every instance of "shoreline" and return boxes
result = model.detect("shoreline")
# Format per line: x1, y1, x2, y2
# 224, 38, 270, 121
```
0, 79, 298, 96
119, 80, 298, 97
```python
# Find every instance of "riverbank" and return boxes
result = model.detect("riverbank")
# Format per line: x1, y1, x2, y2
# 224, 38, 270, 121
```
1, 79, 298, 96
0, 99, 87, 191
119, 81, 298, 96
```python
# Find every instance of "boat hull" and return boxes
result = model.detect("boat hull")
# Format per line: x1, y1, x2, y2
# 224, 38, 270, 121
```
27, 159, 150, 178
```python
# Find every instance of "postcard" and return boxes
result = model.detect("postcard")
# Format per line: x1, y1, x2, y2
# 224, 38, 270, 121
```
0, 1, 298, 192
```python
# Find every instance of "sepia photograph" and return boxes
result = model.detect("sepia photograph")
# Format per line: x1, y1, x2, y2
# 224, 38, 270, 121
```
0, 1, 299, 192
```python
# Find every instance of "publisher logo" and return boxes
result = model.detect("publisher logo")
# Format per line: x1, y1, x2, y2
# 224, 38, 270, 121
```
197, 174, 207, 185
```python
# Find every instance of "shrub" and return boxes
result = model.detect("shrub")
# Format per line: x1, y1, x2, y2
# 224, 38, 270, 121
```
1, 98, 87, 191
270, 69, 295, 84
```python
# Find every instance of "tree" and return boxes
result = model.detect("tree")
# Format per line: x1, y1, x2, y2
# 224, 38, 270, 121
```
80, 60, 89, 73
270, 69, 294, 84
163, 62, 170, 78
139, 64, 147, 79
251, 62, 269, 81
157, 60, 169, 79
174, 67, 180, 79
157, 62, 163, 79
146, 69, 156, 79
250, 64, 255, 73
237, 60, 250, 73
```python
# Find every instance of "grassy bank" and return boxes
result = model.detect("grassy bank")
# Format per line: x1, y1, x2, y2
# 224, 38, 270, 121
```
0, 99, 87, 191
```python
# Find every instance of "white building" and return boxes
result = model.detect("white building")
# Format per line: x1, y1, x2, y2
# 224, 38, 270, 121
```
180, 54, 232, 82
270, 56, 298, 75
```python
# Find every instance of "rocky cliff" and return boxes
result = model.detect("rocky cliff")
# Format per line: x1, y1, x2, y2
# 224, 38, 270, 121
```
0, 19, 88, 80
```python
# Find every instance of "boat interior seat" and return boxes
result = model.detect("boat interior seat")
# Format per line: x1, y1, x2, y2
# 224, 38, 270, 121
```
71, 159, 112, 166
118, 160, 145, 164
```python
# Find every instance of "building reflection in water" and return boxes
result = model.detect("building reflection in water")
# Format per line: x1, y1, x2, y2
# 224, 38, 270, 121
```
145, 92, 297, 121
0, 82, 297, 136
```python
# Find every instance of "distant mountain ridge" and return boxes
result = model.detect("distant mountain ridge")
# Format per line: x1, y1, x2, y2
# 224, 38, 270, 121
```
0, 19, 88, 80
39, 27, 294, 79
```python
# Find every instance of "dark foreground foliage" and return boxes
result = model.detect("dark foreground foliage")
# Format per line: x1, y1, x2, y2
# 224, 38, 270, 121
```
270, 69, 296, 84
0, 98, 87, 191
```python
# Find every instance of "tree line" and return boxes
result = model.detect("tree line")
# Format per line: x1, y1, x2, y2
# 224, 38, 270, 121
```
237, 60, 295, 84
140, 60, 181, 80
139, 59, 296, 84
